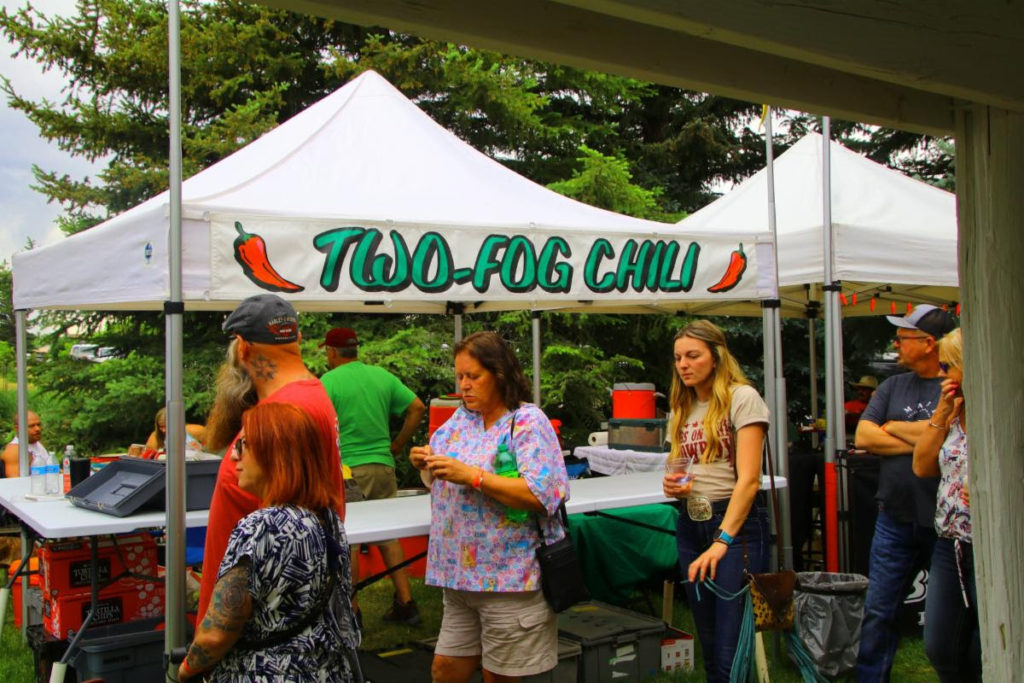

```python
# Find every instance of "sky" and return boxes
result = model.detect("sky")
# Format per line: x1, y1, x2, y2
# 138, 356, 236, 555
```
0, 0, 97, 263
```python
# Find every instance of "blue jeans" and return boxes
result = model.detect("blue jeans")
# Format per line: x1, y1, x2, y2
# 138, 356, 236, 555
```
856, 508, 936, 683
924, 538, 980, 682
677, 505, 769, 683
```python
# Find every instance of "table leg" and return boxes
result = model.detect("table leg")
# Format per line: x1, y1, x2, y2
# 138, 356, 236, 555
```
51, 536, 100, 682
661, 579, 674, 624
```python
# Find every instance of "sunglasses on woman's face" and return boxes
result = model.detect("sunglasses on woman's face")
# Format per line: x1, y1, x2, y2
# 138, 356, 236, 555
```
233, 437, 247, 457
938, 362, 950, 373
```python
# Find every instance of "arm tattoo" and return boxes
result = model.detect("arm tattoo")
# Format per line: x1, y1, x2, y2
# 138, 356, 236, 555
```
201, 563, 252, 633
249, 354, 277, 381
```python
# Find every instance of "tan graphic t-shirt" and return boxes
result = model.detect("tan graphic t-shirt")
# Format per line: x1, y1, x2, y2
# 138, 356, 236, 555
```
677, 384, 769, 502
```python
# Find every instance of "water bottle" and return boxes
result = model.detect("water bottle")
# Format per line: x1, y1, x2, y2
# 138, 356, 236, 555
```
30, 448, 48, 495
63, 445, 76, 493
45, 450, 61, 495
494, 444, 528, 523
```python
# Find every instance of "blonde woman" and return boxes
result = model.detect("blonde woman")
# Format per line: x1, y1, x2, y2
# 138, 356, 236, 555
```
662, 320, 769, 683
913, 328, 980, 682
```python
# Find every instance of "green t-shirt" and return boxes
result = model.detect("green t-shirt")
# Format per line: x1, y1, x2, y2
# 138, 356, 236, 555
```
320, 360, 418, 468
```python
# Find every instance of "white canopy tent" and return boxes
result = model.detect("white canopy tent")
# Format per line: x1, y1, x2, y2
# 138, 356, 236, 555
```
12, 70, 775, 314
678, 130, 959, 570
675, 132, 959, 319
10, 68, 779, 668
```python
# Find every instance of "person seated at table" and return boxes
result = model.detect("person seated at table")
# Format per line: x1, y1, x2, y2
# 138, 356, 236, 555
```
145, 407, 206, 452
2, 410, 48, 478
178, 402, 359, 682
409, 331, 569, 683
661, 320, 770, 683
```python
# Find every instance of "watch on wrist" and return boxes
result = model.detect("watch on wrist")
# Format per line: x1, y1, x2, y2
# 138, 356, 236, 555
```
713, 528, 734, 546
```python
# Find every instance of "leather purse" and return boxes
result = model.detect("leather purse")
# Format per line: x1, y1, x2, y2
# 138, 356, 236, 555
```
535, 502, 590, 612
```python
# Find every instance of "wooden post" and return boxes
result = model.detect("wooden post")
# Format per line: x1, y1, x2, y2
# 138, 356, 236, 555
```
955, 104, 1024, 678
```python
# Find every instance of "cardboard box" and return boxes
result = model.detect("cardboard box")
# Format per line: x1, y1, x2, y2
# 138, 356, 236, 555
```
661, 626, 695, 672
42, 577, 165, 639
39, 533, 158, 598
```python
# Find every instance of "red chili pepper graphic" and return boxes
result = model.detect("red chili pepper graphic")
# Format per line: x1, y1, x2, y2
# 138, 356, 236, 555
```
706, 243, 748, 293
232, 221, 304, 293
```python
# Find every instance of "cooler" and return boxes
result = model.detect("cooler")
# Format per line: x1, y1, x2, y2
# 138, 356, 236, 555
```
428, 395, 461, 437
611, 383, 656, 419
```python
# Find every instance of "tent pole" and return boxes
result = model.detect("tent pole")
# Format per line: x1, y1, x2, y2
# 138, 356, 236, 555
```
14, 309, 30, 637
453, 313, 463, 393
164, 0, 187, 668
808, 314, 819, 449
531, 311, 541, 405
821, 117, 846, 572
762, 109, 792, 569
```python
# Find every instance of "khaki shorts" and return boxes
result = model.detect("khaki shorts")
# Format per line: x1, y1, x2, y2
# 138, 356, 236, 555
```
350, 463, 397, 501
434, 589, 557, 677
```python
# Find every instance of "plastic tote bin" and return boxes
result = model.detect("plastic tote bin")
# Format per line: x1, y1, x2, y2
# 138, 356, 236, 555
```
794, 571, 870, 678
71, 618, 167, 683
557, 601, 664, 682
67, 457, 219, 517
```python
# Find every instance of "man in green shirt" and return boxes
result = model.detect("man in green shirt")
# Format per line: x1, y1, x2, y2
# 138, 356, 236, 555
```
320, 327, 427, 625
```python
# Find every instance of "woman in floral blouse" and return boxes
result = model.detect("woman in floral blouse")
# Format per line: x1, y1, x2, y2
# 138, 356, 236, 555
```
410, 331, 568, 682
913, 328, 980, 682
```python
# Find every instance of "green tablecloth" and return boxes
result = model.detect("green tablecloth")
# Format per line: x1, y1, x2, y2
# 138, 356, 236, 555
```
568, 503, 679, 605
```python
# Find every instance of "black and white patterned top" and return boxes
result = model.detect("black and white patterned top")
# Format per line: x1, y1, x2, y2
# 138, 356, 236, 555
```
210, 505, 360, 682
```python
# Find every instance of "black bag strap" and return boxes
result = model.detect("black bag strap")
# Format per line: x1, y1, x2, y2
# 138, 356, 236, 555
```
236, 509, 342, 650
535, 501, 569, 544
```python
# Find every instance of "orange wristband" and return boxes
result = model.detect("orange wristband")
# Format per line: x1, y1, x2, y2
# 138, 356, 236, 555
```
471, 468, 484, 490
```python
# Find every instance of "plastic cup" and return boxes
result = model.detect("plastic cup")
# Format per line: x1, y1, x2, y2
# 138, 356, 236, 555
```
665, 457, 693, 485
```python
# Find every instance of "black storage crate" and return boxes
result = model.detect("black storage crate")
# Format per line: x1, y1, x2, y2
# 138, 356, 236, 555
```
556, 601, 664, 682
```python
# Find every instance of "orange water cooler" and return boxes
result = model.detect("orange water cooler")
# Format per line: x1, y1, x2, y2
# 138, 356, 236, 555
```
428, 395, 462, 437
611, 383, 657, 419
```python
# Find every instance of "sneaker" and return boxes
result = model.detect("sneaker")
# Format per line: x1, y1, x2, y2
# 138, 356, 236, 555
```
381, 594, 421, 626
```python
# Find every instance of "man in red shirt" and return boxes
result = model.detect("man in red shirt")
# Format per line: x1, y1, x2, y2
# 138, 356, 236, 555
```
197, 294, 343, 624
844, 374, 878, 432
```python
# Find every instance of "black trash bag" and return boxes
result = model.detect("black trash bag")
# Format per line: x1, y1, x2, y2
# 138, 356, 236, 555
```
794, 571, 870, 678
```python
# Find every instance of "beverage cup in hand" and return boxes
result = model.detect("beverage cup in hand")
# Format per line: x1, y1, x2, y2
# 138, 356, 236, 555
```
665, 457, 693, 485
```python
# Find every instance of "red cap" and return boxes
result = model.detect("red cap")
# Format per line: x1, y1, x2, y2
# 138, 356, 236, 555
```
320, 327, 359, 348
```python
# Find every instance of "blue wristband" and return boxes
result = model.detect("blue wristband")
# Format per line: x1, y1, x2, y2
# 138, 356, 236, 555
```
714, 528, 734, 545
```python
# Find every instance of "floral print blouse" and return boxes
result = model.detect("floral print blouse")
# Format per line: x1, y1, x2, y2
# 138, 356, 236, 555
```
425, 403, 569, 592
934, 416, 971, 542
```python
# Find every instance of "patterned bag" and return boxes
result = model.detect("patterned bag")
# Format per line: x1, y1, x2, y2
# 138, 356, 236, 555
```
745, 439, 797, 632
747, 569, 797, 631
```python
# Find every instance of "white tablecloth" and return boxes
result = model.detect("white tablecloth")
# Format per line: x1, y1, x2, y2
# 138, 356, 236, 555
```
575, 445, 667, 475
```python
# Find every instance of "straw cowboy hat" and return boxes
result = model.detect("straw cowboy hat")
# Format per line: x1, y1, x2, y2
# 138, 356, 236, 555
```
850, 375, 879, 390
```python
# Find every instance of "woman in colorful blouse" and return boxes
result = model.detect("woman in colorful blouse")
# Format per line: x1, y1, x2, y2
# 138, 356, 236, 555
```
913, 328, 980, 682
178, 402, 359, 682
661, 320, 770, 683
410, 331, 569, 682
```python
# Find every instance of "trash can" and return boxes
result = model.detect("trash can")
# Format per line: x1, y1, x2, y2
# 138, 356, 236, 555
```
794, 571, 869, 678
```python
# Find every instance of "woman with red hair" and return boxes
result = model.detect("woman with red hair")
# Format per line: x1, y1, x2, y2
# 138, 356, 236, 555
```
178, 402, 359, 682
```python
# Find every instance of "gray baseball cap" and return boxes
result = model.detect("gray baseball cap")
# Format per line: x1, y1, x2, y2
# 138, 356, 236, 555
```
223, 294, 299, 344
886, 304, 955, 339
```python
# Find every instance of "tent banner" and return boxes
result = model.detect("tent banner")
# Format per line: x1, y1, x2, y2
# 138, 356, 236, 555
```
209, 214, 776, 303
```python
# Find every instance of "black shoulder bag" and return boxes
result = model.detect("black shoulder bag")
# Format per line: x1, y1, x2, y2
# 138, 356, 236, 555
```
510, 412, 590, 612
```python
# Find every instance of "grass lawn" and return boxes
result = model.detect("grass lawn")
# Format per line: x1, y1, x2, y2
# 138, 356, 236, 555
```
1, 567, 937, 682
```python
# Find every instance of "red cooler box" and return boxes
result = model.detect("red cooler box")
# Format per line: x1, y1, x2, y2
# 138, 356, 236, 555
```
429, 395, 461, 437
612, 383, 656, 419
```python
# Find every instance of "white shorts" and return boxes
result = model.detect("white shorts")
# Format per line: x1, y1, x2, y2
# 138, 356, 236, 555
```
434, 588, 557, 677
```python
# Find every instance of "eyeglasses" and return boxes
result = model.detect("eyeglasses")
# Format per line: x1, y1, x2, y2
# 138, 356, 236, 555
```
894, 334, 930, 344
233, 437, 247, 457
938, 362, 951, 373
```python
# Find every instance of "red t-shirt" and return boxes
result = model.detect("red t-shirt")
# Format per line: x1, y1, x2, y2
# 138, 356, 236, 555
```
196, 379, 342, 623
